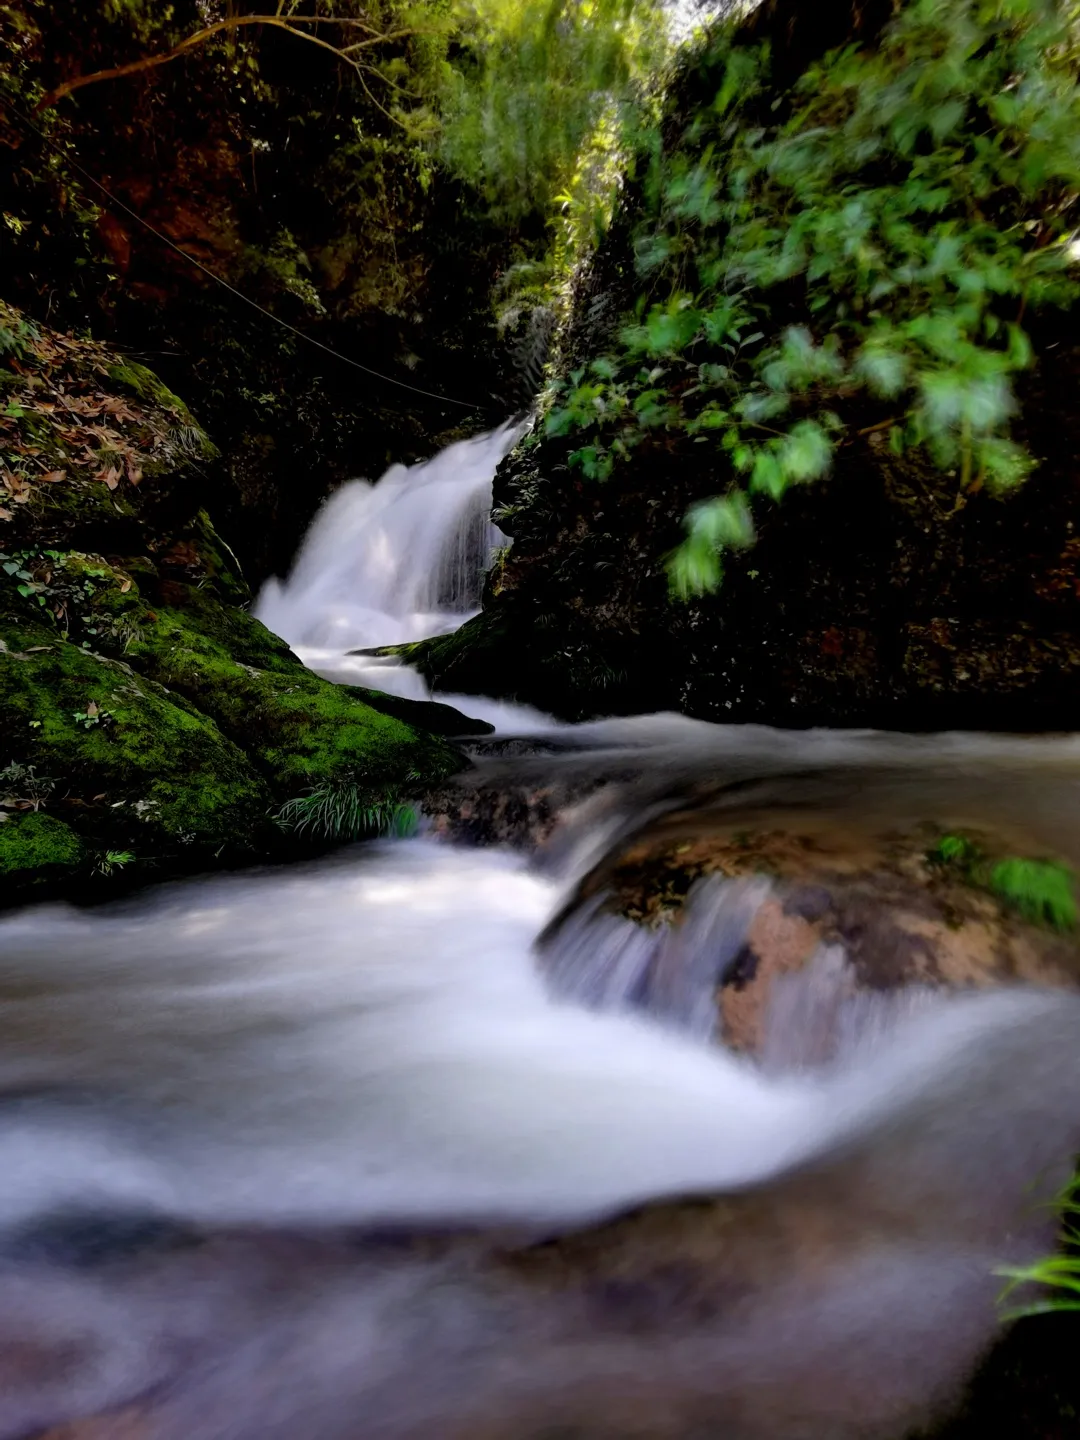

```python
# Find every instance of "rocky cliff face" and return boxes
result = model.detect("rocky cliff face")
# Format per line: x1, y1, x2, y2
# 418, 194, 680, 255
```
395, 329, 1080, 728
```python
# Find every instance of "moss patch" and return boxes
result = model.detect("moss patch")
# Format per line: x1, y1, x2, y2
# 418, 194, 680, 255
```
0, 614, 272, 861
0, 811, 86, 894
125, 594, 464, 797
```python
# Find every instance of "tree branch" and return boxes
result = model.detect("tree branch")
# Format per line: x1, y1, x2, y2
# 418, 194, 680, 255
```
33, 13, 424, 113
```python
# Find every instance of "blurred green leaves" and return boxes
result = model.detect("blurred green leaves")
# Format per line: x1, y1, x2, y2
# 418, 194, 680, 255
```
536, 0, 1080, 596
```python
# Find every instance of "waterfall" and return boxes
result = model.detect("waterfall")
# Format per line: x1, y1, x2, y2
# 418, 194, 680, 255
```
254, 424, 548, 727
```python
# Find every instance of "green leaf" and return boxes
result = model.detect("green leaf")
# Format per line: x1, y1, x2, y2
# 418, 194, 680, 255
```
778, 421, 834, 484
855, 345, 909, 399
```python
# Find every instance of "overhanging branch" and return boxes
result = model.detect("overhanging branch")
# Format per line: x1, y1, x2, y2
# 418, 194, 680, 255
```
34, 13, 432, 113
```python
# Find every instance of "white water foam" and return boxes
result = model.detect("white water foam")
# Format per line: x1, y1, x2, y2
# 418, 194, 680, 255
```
255, 424, 553, 729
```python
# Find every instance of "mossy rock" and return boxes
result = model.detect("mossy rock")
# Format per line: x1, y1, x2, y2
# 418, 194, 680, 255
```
106, 363, 212, 442
0, 529, 469, 906
1, 304, 470, 903
0, 811, 86, 896
0, 616, 273, 864
124, 593, 465, 797
349, 687, 494, 738
377, 608, 530, 698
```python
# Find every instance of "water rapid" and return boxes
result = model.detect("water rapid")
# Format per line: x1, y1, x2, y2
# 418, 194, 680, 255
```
1, 834, 1080, 1439
3, 428, 1080, 1437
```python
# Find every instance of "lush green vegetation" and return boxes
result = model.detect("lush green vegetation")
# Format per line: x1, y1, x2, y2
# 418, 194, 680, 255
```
539, 0, 1080, 594
0, 0, 668, 349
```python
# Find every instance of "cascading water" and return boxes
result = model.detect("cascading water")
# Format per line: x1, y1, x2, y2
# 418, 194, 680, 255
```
254, 424, 550, 727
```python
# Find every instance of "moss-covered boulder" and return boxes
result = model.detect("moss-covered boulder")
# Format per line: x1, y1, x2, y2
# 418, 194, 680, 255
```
123, 590, 463, 796
0, 303, 467, 906
0, 810, 86, 894
0, 610, 270, 849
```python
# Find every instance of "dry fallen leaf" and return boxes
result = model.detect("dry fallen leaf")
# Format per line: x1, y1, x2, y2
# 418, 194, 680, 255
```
0, 506, 11, 521
120, 578, 132, 593
40, 469, 66, 483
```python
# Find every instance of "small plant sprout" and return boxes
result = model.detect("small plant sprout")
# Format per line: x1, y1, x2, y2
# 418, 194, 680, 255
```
71, 701, 114, 730
94, 850, 135, 877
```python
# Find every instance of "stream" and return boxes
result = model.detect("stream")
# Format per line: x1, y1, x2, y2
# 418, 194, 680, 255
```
2, 430, 1080, 1438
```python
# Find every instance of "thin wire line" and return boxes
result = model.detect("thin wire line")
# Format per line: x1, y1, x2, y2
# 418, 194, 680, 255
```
0, 95, 487, 412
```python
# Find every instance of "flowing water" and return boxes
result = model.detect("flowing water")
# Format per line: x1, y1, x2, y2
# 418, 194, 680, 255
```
3, 429, 1080, 1437
254, 422, 553, 730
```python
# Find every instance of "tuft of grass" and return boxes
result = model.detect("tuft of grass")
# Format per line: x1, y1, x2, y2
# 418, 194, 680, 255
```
998, 1175, 1080, 1318
94, 849, 135, 877
927, 833, 1077, 931
274, 784, 419, 843
928, 833, 982, 870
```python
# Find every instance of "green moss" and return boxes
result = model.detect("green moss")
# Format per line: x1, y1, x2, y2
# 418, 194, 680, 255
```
0, 811, 85, 888
928, 832, 1078, 931
124, 593, 465, 798
106, 362, 190, 414
0, 615, 272, 858
991, 858, 1077, 931
170, 509, 251, 606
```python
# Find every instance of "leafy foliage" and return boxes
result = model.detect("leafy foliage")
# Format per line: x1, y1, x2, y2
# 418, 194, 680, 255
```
275, 783, 420, 841
540, 0, 1080, 594
439, 0, 667, 219
0, 759, 55, 811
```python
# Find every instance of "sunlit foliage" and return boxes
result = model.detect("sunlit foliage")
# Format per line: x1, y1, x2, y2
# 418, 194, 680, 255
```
438, 0, 669, 220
